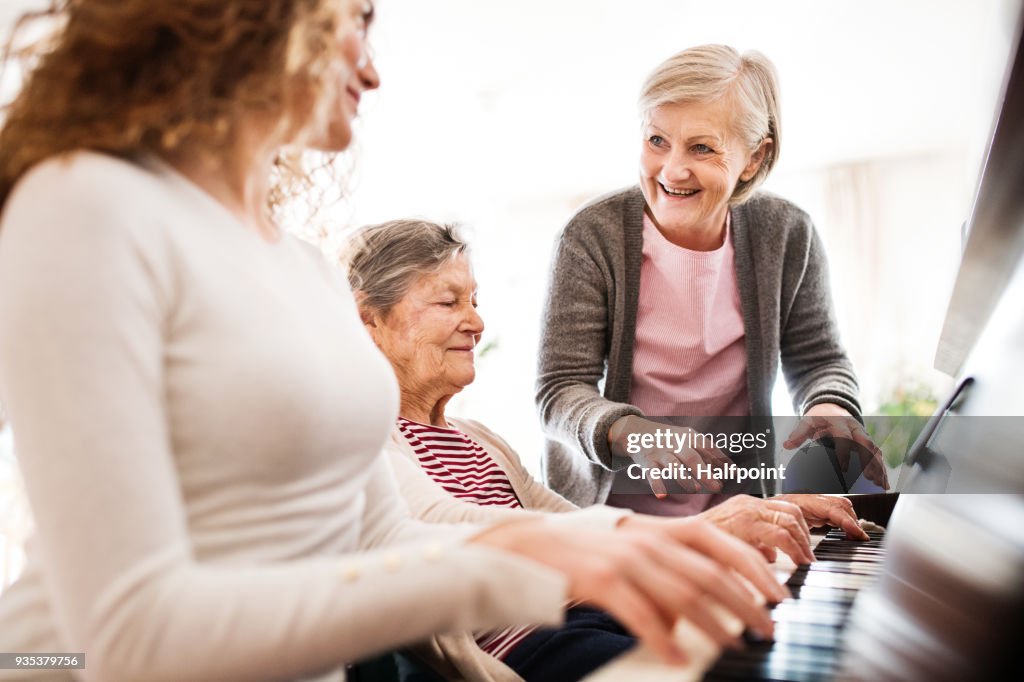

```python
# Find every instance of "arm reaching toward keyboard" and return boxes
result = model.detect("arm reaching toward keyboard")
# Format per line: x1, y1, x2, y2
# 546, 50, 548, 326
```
473, 517, 781, 665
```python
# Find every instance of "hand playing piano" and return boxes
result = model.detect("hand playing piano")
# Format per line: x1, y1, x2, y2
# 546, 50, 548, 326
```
783, 403, 890, 490
772, 493, 870, 541
472, 517, 784, 666
694, 494, 816, 564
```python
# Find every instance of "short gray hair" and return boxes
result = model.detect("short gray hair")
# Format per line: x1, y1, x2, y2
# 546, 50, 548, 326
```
344, 219, 469, 314
638, 44, 781, 204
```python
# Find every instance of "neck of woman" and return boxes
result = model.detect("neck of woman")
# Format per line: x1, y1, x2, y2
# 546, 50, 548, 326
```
400, 390, 454, 428
162, 122, 281, 240
649, 205, 729, 251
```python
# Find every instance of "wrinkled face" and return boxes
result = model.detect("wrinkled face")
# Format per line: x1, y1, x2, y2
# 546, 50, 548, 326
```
368, 254, 484, 400
639, 98, 765, 236
315, 0, 380, 151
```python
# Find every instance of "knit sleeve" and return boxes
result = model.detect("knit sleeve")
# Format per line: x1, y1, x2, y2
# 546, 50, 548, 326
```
535, 218, 643, 470
779, 221, 862, 418
0, 157, 565, 682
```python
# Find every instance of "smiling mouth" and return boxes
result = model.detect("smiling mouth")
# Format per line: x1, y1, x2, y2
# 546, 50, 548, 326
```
659, 182, 700, 198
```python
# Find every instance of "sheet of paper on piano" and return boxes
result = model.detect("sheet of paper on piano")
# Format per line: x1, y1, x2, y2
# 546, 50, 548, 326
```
582, 534, 828, 682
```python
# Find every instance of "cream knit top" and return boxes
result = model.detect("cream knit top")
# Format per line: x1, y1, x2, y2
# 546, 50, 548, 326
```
0, 153, 566, 682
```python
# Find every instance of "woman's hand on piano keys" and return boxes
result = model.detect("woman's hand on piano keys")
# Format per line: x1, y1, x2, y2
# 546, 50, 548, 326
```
617, 514, 791, 602
772, 493, 871, 540
692, 494, 816, 564
474, 517, 781, 665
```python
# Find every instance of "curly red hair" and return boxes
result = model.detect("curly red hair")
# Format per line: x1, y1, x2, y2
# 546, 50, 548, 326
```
0, 0, 359, 214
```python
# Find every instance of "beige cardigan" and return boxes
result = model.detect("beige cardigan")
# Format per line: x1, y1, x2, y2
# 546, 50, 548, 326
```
384, 417, 632, 681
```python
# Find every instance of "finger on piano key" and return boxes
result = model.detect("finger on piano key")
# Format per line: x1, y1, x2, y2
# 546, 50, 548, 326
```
581, 604, 743, 682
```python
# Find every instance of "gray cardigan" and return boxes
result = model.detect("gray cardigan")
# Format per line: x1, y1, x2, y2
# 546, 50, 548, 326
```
536, 186, 861, 507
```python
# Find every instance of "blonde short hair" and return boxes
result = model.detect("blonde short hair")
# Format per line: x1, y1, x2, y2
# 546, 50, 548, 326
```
638, 44, 780, 204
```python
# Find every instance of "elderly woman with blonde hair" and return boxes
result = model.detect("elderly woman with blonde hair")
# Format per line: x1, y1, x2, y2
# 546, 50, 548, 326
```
536, 44, 886, 530
346, 218, 817, 682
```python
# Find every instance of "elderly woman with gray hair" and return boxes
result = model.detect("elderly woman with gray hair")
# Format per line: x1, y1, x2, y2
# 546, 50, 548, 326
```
536, 44, 885, 532
346, 219, 819, 682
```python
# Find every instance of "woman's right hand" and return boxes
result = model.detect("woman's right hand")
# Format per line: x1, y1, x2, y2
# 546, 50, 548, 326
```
609, 415, 733, 497
696, 495, 815, 564
470, 517, 780, 665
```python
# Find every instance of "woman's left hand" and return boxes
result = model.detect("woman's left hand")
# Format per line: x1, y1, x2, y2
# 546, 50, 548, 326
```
772, 493, 869, 540
784, 403, 889, 490
623, 496, 815, 564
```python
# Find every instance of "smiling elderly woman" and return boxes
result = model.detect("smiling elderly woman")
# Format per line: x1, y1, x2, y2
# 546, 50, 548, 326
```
345, 219, 819, 682
536, 44, 885, 531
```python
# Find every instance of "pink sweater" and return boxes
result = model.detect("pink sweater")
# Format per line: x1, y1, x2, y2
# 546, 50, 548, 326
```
613, 211, 749, 517
630, 211, 749, 418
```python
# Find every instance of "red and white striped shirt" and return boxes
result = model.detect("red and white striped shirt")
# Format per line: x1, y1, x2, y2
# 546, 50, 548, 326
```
396, 417, 536, 659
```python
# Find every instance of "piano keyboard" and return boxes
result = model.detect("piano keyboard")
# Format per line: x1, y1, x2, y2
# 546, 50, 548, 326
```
705, 528, 887, 682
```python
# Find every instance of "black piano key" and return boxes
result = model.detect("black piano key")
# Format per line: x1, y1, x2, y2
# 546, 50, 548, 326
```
785, 585, 859, 604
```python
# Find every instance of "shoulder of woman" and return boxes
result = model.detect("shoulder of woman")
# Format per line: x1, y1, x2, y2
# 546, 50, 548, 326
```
10, 151, 157, 208
2, 153, 189, 266
734, 191, 818, 257
447, 417, 529, 472
736, 192, 813, 232
388, 421, 409, 444
560, 185, 642, 240
446, 416, 496, 442
3, 151, 176, 240
449, 417, 520, 453
385, 423, 422, 461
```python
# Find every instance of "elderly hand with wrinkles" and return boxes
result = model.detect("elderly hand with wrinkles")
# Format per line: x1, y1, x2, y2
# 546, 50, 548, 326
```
475, 517, 783, 665
623, 494, 815, 564
772, 493, 870, 540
